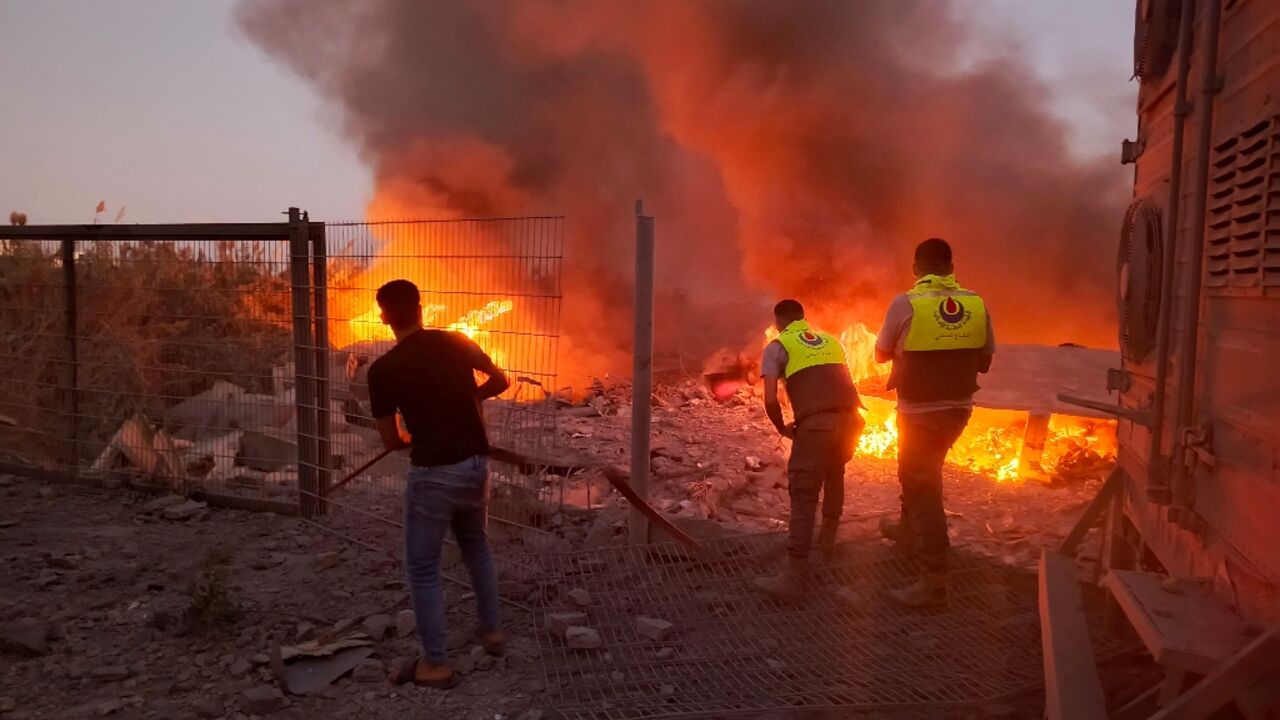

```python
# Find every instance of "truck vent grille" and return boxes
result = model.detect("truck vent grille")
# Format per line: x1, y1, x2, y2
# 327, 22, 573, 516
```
1206, 116, 1280, 292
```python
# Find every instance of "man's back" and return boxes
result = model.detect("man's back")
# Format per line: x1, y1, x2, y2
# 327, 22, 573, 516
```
367, 329, 490, 466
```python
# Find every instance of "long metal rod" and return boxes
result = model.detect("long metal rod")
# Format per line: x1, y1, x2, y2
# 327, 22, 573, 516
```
629, 200, 655, 545
288, 207, 320, 519
310, 219, 332, 514
1143, 0, 1198, 503
1170, 0, 1224, 509
61, 239, 79, 479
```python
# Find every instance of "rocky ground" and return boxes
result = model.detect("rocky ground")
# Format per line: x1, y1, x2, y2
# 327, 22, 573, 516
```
0, 476, 547, 720
1, 381, 1122, 720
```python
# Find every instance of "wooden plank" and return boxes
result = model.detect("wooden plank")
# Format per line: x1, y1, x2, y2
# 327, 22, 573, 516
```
1060, 468, 1124, 556
1104, 570, 1255, 675
1039, 550, 1108, 720
1149, 625, 1280, 720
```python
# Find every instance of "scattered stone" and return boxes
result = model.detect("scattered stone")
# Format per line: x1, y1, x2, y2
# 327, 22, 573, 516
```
744, 456, 762, 470
295, 622, 317, 642
395, 609, 415, 638
635, 616, 674, 641
659, 684, 675, 697
36, 486, 55, 499
446, 629, 471, 651
455, 645, 488, 675
547, 612, 588, 638
46, 555, 78, 570
609, 670, 624, 683
351, 659, 384, 683
141, 494, 185, 514
0, 519, 19, 529
516, 711, 544, 720
0, 697, 15, 712
314, 551, 342, 571
239, 686, 288, 715
161, 500, 207, 521
228, 658, 253, 678
567, 588, 592, 607
361, 614, 392, 640
191, 696, 222, 719
565, 626, 603, 650
95, 699, 125, 716
766, 658, 785, 669
90, 665, 131, 681
0, 620, 51, 655
653, 647, 675, 660
521, 678, 546, 695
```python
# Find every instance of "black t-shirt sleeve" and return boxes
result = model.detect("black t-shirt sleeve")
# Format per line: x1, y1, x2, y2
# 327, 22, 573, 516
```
367, 361, 396, 419
451, 332, 494, 371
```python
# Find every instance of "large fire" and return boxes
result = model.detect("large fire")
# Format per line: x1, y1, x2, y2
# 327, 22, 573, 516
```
767, 323, 1116, 482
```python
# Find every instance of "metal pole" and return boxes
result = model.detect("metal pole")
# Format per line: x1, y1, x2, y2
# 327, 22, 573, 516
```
310, 218, 332, 514
629, 200, 655, 545
61, 239, 79, 479
288, 208, 320, 519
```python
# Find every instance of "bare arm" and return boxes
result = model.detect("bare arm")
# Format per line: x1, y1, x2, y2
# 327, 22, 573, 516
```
762, 375, 793, 438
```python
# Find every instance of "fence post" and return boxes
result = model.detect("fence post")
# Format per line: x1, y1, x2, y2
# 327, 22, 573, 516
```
310, 218, 332, 513
61, 239, 79, 479
629, 200, 655, 545
288, 208, 320, 518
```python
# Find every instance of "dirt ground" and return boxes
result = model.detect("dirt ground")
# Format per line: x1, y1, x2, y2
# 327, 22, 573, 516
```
1, 382, 1131, 720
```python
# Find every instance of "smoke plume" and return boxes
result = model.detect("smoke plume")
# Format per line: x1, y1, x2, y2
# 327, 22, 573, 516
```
237, 0, 1126, 385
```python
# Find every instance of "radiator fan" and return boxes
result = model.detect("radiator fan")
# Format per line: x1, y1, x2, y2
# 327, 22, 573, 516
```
1134, 0, 1181, 81
1119, 198, 1163, 362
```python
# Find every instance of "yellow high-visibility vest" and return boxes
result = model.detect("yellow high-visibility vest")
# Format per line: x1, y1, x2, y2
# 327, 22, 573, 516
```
776, 320, 847, 377
903, 275, 988, 352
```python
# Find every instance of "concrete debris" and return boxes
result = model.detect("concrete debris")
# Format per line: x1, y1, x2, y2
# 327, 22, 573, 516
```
351, 659, 384, 683
659, 684, 675, 697
635, 616, 674, 641
237, 431, 297, 473
240, 686, 288, 715
228, 658, 253, 678
546, 612, 588, 638
609, 670, 624, 683
161, 500, 207, 521
95, 699, 125, 716
835, 587, 868, 610
395, 609, 415, 639
744, 456, 762, 470
653, 647, 675, 660
565, 626, 603, 650
0, 697, 15, 713
0, 519, 17, 529
567, 588, 592, 607
191, 696, 222, 719
279, 646, 374, 696
36, 486, 55, 499
313, 551, 342, 571
361, 614, 391, 640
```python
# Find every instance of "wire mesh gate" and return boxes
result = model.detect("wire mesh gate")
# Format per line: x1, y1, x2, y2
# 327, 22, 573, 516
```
0, 214, 564, 532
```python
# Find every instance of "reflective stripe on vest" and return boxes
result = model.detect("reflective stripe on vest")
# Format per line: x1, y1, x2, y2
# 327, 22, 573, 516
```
903, 275, 988, 351
776, 320, 847, 377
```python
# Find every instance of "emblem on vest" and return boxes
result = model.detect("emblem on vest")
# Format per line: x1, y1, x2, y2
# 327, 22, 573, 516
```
934, 296, 971, 329
798, 330, 826, 348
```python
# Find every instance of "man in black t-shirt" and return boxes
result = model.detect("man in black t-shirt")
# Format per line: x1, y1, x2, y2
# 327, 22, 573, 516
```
367, 280, 510, 689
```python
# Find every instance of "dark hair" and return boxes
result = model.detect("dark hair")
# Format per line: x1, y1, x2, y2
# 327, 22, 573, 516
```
773, 299, 804, 319
914, 237, 953, 270
376, 279, 421, 327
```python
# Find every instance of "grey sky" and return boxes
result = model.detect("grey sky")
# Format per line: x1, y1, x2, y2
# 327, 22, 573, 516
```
1, 1, 1134, 225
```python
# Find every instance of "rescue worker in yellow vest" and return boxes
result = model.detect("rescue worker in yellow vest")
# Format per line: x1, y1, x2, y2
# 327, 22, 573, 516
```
875, 238, 995, 607
753, 299, 865, 600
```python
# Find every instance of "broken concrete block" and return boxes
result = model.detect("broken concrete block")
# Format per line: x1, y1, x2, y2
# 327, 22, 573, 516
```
360, 614, 391, 640
395, 609, 415, 639
744, 456, 762, 471
565, 626, 603, 650
162, 500, 207, 521
635, 616, 674, 641
240, 685, 288, 715
140, 494, 185, 514
567, 588, 592, 607
547, 612, 587, 638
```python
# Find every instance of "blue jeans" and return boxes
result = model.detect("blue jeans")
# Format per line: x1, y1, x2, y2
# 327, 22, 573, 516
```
404, 455, 500, 663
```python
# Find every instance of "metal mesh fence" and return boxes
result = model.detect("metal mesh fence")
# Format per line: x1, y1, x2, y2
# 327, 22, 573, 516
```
294, 217, 565, 584
0, 225, 300, 511
0, 216, 564, 535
